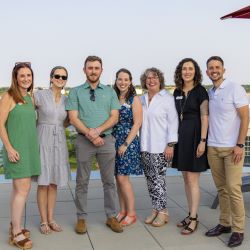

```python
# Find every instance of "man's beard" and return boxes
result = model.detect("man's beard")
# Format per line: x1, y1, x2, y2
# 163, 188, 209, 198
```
86, 74, 100, 84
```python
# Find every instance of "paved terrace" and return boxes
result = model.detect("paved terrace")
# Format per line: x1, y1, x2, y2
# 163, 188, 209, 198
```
0, 173, 250, 250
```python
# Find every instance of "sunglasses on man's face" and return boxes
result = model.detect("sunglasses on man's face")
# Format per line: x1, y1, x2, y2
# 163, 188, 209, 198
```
89, 89, 95, 102
53, 74, 68, 80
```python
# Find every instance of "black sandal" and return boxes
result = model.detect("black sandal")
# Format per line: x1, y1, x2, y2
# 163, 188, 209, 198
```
176, 212, 190, 228
181, 215, 199, 235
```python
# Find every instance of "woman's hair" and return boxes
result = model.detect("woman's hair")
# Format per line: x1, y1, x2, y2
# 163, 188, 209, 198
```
8, 63, 34, 104
174, 58, 202, 90
50, 66, 68, 86
140, 67, 165, 90
113, 68, 136, 101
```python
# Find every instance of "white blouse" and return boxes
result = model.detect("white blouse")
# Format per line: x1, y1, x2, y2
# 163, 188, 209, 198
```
140, 89, 178, 154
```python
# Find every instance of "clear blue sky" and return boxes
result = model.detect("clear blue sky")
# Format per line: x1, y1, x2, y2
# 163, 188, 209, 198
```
0, 0, 250, 87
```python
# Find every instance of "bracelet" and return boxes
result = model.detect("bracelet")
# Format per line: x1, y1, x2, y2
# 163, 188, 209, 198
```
200, 138, 206, 142
123, 141, 129, 147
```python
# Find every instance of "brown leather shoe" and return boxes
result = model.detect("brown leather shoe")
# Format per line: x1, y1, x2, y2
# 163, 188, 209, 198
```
106, 217, 123, 233
75, 219, 87, 234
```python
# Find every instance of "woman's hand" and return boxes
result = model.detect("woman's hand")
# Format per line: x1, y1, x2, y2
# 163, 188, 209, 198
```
118, 144, 127, 157
196, 142, 205, 158
7, 147, 20, 163
164, 146, 174, 161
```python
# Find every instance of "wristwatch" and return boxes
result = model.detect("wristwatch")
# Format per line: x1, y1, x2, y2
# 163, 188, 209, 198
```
123, 141, 129, 147
236, 143, 244, 148
167, 143, 175, 147
200, 138, 206, 142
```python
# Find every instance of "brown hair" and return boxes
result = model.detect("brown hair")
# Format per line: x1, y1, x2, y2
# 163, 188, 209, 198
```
113, 68, 136, 102
140, 67, 165, 90
84, 55, 102, 68
206, 56, 224, 67
8, 63, 34, 104
174, 58, 202, 90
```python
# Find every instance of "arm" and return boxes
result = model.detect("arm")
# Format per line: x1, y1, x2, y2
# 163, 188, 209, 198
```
97, 109, 119, 133
164, 96, 178, 161
196, 100, 209, 158
68, 110, 104, 146
118, 96, 142, 156
0, 93, 20, 162
232, 105, 249, 164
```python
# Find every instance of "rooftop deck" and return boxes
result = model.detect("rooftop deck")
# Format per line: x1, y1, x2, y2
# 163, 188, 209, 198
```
0, 173, 249, 250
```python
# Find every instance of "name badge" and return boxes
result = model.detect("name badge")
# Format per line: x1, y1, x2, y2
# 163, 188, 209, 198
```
176, 96, 183, 100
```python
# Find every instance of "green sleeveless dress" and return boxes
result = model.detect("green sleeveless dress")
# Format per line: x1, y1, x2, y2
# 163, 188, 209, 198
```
3, 95, 41, 179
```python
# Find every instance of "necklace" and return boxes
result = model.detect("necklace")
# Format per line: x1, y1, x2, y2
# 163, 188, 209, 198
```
179, 90, 191, 121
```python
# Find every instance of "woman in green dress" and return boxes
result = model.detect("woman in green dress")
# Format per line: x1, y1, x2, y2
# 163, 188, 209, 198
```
0, 62, 41, 249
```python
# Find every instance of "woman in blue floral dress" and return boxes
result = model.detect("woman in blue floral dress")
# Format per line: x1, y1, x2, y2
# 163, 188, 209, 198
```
113, 68, 142, 227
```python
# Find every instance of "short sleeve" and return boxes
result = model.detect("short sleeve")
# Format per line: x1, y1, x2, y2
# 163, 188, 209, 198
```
65, 88, 79, 111
33, 90, 41, 107
198, 86, 209, 105
110, 88, 121, 110
233, 85, 249, 108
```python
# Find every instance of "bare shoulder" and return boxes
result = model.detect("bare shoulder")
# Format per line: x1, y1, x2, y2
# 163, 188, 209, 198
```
0, 92, 15, 110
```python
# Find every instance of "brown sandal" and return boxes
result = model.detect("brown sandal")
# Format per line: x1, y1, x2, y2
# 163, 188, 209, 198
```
9, 231, 32, 249
9, 222, 30, 238
144, 209, 158, 224
151, 210, 169, 227
48, 221, 63, 232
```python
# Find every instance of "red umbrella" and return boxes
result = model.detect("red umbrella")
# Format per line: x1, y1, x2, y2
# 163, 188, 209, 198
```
221, 5, 250, 19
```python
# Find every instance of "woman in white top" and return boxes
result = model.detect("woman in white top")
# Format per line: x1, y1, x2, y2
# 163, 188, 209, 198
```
140, 68, 178, 227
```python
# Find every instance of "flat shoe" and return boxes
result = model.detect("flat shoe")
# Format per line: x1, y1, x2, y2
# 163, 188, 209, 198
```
48, 221, 63, 232
116, 211, 127, 223
40, 222, 51, 235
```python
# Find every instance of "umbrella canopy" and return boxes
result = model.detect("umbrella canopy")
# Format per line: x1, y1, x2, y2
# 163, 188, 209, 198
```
221, 5, 250, 19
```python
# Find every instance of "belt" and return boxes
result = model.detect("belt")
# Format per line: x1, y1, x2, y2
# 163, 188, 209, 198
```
78, 133, 106, 138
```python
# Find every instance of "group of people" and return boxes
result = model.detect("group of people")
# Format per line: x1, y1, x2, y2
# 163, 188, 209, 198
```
0, 55, 248, 249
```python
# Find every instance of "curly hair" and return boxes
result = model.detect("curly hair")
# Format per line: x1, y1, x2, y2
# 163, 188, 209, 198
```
113, 68, 136, 102
140, 67, 165, 90
174, 58, 202, 90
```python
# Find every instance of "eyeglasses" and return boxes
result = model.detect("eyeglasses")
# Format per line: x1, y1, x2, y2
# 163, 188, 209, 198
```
53, 74, 68, 80
89, 89, 95, 102
15, 62, 31, 67
146, 75, 159, 81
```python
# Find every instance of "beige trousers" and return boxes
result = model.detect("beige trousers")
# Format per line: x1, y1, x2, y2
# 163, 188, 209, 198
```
207, 146, 245, 233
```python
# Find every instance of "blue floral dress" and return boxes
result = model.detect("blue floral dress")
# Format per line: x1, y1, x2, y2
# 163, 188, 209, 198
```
112, 96, 142, 175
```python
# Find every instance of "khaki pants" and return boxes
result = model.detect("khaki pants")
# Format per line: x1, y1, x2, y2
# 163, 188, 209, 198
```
207, 146, 245, 233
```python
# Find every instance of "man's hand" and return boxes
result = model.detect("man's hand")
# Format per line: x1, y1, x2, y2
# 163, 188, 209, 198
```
92, 136, 105, 147
86, 128, 99, 141
232, 146, 244, 165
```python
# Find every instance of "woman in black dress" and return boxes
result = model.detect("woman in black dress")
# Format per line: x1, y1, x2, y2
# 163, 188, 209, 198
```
172, 58, 209, 235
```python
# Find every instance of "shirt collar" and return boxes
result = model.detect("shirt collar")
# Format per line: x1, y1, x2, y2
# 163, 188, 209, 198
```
83, 82, 104, 89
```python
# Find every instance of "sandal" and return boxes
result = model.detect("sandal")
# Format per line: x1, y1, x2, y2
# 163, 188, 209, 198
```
120, 215, 137, 227
116, 211, 127, 223
177, 213, 190, 228
181, 215, 199, 235
9, 231, 32, 249
9, 222, 30, 238
144, 209, 158, 224
40, 222, 51, 234
151, 210, 169, 227
48, 220, 63, 232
